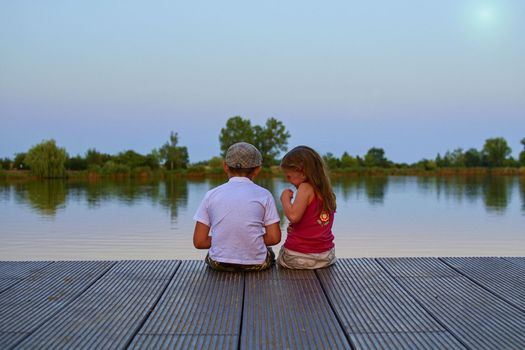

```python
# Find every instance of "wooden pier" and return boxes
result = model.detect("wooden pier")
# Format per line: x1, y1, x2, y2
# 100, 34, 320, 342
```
1, 257, 524, 349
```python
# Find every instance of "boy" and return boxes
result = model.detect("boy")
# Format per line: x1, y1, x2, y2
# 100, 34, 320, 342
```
193, 142, 282, 272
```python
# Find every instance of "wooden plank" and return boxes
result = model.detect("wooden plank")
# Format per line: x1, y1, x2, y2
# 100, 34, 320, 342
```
0, 332, 25, 349
241, 267, 350, 350
317, 259, 465, 349
128, 260, 243, 350
441, 257, 525, 311
378, 257, 525, 350
14, 260, 179, 350
0, 261, 53, 293
0, 260, 113, 349
505, 257, 525, 269
351, 332, 467, 350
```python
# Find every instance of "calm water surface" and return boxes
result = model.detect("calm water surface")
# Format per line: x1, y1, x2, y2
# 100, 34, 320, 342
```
1, 176, 524, 260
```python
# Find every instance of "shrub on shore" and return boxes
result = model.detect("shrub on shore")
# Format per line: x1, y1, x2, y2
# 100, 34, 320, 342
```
25, 140, 67, 178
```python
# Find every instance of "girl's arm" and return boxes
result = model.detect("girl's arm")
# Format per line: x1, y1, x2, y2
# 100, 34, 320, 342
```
263, 222, 281, 246
193, 221, 211, 249
280, 182, 314, 224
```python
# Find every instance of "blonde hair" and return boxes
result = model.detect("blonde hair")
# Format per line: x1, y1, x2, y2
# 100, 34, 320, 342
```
281, 145, 336, 213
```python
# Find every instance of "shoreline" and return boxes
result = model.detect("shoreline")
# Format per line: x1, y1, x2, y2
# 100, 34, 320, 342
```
1, 166, 525, 181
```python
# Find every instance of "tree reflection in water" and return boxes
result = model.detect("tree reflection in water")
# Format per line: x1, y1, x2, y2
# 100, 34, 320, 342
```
332, 177, 359, 203
520, 177, 525, 213
4, 175, 521, 217
332, 176, 388, 206
333, 175, 516, 213
482, 176, 512, 214
8, 178, 189, 219
0, 183, 11, 202
14, 180, 67, 216
427, 176, 484, 204
363, 177, 388, 205
158, 178, 188, 220
416, 175, 513, 213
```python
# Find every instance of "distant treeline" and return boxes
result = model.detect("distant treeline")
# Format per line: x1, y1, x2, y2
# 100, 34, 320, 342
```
1, 116, 524, 178
324, 137, 525, 171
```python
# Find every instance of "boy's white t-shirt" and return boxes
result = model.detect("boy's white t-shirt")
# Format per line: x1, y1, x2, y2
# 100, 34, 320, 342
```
193, 177, 280, 264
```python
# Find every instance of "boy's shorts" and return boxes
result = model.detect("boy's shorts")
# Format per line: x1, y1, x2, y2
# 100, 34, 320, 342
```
277, 247, 336, 270
205, 248, 275, 272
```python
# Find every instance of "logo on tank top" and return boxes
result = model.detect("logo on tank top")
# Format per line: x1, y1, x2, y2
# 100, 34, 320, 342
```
317, 211, 330, 226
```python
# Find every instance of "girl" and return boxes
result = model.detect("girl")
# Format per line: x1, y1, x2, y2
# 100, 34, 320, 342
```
278, 145, 337, 269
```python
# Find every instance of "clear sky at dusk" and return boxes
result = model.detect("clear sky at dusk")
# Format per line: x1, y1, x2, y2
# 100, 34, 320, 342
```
1, 1, 524, 163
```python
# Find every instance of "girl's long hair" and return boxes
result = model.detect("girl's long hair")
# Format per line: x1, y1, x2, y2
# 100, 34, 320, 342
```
281, 145, 336, 213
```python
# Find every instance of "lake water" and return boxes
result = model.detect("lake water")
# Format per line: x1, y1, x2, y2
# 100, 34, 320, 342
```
1, 176, 524, 261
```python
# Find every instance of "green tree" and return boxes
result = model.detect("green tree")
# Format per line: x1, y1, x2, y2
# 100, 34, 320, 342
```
13, 153, 28, 170
219, 116, 291, 167
364, 147, 388, 167
0, 157, 12, 170
114, 150, 149, 169
145, 150, 161, 170
322, 152, 339, 169
65, 155, 88, 170
159, 132, 189, 170
519, 137, 525, 166
445, 148, 465, 168
435, 153, 449, 167
101, 161, 130, 175
464, 148, 482, 167
219, 116, 255, 157
340, 152, 359, 168
253, 118, 291, 166
482, 137, 511, 167
25, 139, 67, 178
208, 156, 224, 169
85, 149, 111, 168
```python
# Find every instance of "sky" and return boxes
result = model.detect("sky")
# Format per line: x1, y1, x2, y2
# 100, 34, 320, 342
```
1, 0, 524, 163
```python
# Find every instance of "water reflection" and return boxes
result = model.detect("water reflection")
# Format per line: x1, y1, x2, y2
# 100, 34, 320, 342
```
520, 177, 525, 212
3, 178, 189, 218
333, 177, 359, 202
418, 176, 484, 203
364, 177, 388, 205
332, 177, 388, 205
482, 177, 512, 214
1, 175, 524, 260
0, 184, 10, 202
416, 176, 517, 213
158, 178, 188, 220
74, 179, 167, 207
1, 175, 523, 217
14, 180, 67, 216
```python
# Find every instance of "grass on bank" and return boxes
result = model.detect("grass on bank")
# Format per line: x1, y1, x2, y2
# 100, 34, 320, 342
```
2, 166, 525, 181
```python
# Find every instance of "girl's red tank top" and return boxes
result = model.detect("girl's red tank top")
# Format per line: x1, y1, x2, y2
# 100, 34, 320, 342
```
283, 196, 335, 254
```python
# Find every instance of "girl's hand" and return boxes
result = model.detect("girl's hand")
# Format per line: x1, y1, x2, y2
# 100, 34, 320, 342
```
280, 188, 294, 203
281, 182, 314, 224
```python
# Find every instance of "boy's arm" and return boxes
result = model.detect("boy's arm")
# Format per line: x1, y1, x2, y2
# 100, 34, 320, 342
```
280, 182, 314, 224
263, 222, 281, 246
193, 221, 211, 249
